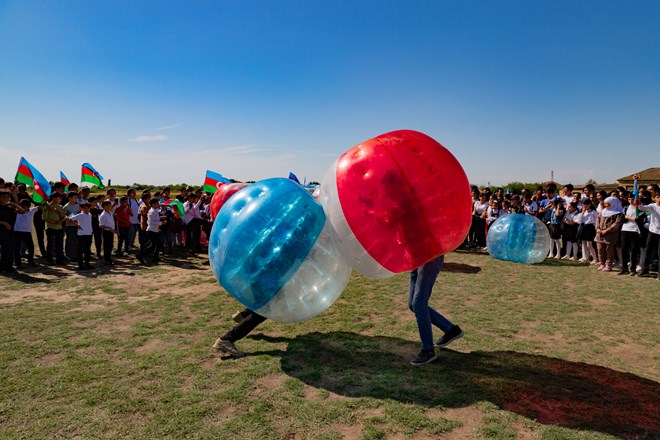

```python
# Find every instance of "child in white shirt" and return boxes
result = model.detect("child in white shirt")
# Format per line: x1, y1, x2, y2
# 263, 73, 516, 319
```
13, 199, 39, 268
70, 203, 94, 270
577, 199, 598, 264
98, 201, 117, 265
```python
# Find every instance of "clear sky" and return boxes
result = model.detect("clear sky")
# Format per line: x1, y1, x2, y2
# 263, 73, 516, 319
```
1, 1, 659, 187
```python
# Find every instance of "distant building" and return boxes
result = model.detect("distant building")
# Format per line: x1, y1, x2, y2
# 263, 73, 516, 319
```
617, 168, 660, 190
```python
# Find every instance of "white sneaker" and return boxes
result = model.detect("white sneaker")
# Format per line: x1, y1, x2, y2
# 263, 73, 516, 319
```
554, 255, 561, 260
548, 253, 555, 259
561, 255, 569, 260
578, 258, 588, 263
569, 257, 577, 261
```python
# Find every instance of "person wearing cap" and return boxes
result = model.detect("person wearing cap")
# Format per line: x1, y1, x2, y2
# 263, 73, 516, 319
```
43, 193, 66, 265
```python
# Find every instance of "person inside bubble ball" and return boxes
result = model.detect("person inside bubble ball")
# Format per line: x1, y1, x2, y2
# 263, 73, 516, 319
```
408, 255, 463, 366
211, 309, 267, 357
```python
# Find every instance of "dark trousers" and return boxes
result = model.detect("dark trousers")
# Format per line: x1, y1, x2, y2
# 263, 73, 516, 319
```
0, 228, 14, 271
65, 225, 79, 260
186, 218, 202, 252
13, 231, 34, 266
102, 230, 114, 262
145, 231, 161, 260
641, 232, 660, 271
117, 226, 130, 253
77, 235, 92, 267
93, 228, 103, 256
33, 216, 46, 257
46, 228, 65, 262
221, 309, 267, 342
621, 231, 640, 272
474, 217, 486, 247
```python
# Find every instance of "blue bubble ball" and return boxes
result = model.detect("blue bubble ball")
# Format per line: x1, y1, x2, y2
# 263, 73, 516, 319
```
209, 178, 351, 322
486, 214, 551, 264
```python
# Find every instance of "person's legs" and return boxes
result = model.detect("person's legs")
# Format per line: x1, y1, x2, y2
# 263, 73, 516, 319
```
83, 235, 92, 267
620, 231, 632, 273
0, 229, 14, 272
596, 242, 607, 268
77, 236, 86, 269
408, 255, 446, 352
13, 231, 24, 267
45, 229, 55, 263
65, 225, 78, 261
54, 229, 65, 263
220, 310, 267, 343
103, 230, 114, 263
34, 220, 46, 257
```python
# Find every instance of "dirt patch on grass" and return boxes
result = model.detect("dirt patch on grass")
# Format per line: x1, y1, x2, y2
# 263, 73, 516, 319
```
436, 406, 481, 439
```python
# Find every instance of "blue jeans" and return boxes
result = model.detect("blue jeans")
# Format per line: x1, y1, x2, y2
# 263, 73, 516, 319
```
408, 255, 454, 351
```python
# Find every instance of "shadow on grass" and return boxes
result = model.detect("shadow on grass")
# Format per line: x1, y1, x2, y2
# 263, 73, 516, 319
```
442, 263, 481, 274
276, 331, 659, 439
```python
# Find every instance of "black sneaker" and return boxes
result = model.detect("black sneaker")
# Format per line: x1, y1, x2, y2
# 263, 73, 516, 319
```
436, 325, 464, 348
617, 270, 629, 276
212, 338, 245, 357
410, 350, 437, 366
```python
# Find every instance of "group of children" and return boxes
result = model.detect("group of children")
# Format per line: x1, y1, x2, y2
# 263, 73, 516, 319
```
0, 178, 214, 274
466, 182, 660, 279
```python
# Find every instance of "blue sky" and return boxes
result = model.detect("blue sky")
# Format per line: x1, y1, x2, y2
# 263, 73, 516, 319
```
1, 1, 659, 186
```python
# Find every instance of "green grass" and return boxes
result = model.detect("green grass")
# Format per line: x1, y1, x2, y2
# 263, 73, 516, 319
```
0, 251, 658, 439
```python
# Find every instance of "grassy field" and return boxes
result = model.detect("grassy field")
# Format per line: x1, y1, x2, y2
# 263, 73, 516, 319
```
0, 250, 658, 439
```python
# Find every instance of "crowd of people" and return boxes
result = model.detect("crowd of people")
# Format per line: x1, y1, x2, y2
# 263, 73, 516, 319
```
0, 178, 213, 274
1, 177, 659, 282
465, 181, 660, 280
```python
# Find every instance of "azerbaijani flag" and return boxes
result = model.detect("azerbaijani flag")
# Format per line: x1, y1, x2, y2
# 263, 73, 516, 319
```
60, 171, 71, 192
203, 170, 231, 194
162, 199, 185, 218
81, 163, 105, 189
15, 157, 51, 204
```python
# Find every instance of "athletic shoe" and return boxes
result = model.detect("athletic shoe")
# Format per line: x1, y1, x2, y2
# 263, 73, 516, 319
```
617, 270, 629, 276
578, 258, 589, 264
603, 265, 612, 272
212, 338, 245, 357
232, 311, 245, 324
554, 255, 561, 260
561, 255, 569, 260
436, 325, 464, 348
410, 350, 437, 366
569, 257, 577, 261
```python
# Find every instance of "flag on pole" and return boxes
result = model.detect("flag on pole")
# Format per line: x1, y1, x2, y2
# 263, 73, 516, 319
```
60, 171, 71, 192
15, 157, 51, 204
162, 199, 185, 218
81, 163, 105, 189
288, 172, 301, 184
203, 170, 231, 194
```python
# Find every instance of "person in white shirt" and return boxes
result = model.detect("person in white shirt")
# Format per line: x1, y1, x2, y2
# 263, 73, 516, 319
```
127, 188, 141, 250
13, 199, 39, 268
472, 193, 489, 248
98, 201, 117, 265
183, 194, 203, 253
619, 194, 641, 276
139, 198, 165, 264
637, 192, 660, 280
561, 184, 575, 206
576, 199, 598, 264
561, 202, 579, 260
69, 203, 94, 270
523, 193, 538, 217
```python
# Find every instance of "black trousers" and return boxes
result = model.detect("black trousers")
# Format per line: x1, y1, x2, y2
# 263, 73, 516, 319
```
620, 231, 640, 272
65, 225, 79, 261
0, 228, 14, 271
474, 217, 487, 247
77, 235, 92, 267
33, 215, 46, 257
221, 309, 267, 342
13, 231, 34, 265
642, 232, 660, 271
46, 228, 65, 262
144, 231, 161, 260
102, 230, 114, 262
186, 218, 202, 252
93, 228, 103, 256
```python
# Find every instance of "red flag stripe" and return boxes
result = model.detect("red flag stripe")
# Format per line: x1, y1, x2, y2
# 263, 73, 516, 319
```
204, 176, 219, 187
82, 167, 96, 177
18, 164, 33, 178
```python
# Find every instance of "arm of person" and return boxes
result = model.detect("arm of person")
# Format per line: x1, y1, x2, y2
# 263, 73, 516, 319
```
0, 221, 11, 230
